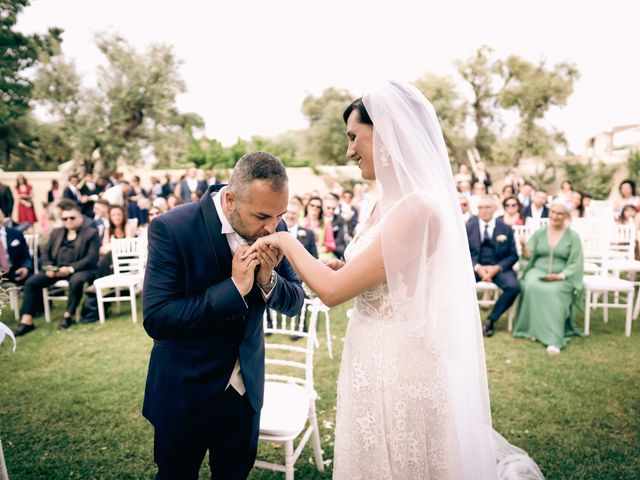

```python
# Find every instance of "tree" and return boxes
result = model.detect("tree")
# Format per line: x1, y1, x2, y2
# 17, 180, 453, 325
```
498, 56, 579, 164
456, 45, 501, 162
32, 33, 203, 173
0, 0, 62, 169
301, 87, 353, 165
413, 73, 469, 163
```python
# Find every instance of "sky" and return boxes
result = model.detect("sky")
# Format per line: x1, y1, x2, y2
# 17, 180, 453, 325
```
16, 0, 640, 154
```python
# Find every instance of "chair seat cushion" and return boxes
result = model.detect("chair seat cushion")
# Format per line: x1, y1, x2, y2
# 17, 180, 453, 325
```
476, 281, 499, 291
93, 273, 141, 289
259, 382, 310, 438
584, 275, 634, 291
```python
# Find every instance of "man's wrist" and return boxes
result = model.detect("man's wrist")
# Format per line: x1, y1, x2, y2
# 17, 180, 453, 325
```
257, 270, 276, 288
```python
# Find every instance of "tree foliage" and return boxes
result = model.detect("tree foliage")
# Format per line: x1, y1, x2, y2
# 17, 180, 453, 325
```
31, 33, 203, 173
0, 0, 62, 169
413, 73, 469, 163
563, 158, 615, 200
301, 87, 352, 165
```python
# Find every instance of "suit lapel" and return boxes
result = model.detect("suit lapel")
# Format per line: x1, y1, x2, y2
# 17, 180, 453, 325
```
200, 185, 232, 276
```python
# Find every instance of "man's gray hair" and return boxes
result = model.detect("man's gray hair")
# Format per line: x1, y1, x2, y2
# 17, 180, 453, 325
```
228, 151, 288, 200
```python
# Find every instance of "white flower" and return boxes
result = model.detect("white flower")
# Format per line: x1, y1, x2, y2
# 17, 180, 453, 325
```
496, 234, 508, 243
297, 229, 307, 238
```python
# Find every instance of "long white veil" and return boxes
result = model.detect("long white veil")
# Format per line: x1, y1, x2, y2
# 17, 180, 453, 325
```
362, 80, 544, 479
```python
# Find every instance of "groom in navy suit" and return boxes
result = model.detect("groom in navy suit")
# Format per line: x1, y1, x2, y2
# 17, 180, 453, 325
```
466, 195, 520, 337
142, 152, 305, 479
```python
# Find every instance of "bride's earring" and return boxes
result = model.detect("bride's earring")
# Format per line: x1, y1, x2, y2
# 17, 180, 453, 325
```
380, 147, 390, 167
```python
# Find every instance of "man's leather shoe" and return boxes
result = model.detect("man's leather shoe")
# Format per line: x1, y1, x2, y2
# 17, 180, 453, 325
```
483, 319, 495, 337
80, 316, 99, 325
58, 317, 76, 330
13, 323, 35, 337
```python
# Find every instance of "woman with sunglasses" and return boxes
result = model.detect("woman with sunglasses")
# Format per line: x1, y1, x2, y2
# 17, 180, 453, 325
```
498, 195, 524, 226
303, 196, 336, 259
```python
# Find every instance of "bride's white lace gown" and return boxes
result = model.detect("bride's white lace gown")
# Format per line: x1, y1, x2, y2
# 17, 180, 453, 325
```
333, 220, 463, 480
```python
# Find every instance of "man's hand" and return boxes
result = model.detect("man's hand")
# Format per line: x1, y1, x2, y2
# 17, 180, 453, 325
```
481, 265, 501, 282
45, 270, 56, 279
57, 266, 72, 277
14, 267, 28, 281
255, 244, 282, 285
232, 245, 260, 296
321, 258, 344, 271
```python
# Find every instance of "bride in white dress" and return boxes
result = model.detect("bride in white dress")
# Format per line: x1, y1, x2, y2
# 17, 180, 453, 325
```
247, 80, 543, 479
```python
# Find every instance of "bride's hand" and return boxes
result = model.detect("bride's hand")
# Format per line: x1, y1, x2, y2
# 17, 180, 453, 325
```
243, 232, 284, 258
321, 258, 344, 271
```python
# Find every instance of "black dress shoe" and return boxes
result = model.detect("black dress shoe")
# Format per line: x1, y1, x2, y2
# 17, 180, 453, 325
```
80, 316, 99, 325
58, 317, 76, 330
13, 323, 35, 337
483, 319, 495, 337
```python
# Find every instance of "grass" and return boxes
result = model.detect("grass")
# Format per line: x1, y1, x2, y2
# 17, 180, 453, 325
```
0, 302, 638, 479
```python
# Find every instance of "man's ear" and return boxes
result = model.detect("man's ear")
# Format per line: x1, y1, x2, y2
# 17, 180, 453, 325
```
224, 190, 235, 211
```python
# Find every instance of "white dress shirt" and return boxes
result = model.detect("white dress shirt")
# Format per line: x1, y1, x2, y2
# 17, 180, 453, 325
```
0, 227, 12, 270
187, 177, 199, 193
212, 188, 276, 396
530, 205, 544, 218
478, 218, 496, 242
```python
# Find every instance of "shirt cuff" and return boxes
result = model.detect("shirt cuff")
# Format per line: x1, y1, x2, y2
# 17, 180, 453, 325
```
258, 275, 277, 301
230, 277, 248, 308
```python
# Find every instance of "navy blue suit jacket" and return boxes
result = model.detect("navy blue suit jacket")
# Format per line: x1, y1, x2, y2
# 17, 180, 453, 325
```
142, 185, 305, 433
521, 204, 549, 220
2, 227, 33, 280
293, 226, 318, 259
466, 216, 518, 272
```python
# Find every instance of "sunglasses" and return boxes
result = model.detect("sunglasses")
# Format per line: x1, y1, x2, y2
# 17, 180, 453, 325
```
62, 216, 78, 221
325, 206, 336, 211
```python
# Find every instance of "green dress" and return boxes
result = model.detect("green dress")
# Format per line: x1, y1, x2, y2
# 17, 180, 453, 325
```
513, 227, 584, 348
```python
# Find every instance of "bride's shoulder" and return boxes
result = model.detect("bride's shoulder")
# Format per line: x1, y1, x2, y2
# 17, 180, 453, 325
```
390, 191, 441, 219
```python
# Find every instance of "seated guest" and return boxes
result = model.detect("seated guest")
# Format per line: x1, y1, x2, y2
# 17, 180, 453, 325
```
102, 180, 131, 207
80, 172, 102, 217
501, 184, 515, 202
521, 190, 549, 221
569, 190, 585, 219
498, 196, 524, 226
517, 182, 534, 209
0, 209, 33, 284
63, 174, 83, 203
459, 194, 472, 223
338, 189, 359, 241
285, 200, 317, 258
324, 193, 347, 260
467, 195, 520, 337
303, 196, 336, 259
98, 205, 137, 277
92, 199, 110, 242
514, 198, 584, 354
557, 180, 573, 201
471, 161, 492, 192
468, 181, 487, 215
13, 202, 100, 335
614, 179, 640, 211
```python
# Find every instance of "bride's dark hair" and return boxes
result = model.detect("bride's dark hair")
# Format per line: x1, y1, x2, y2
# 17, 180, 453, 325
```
342, 98, 373, 125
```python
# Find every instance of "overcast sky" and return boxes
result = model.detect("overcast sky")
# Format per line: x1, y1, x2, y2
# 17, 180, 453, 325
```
16, 0, 640, 154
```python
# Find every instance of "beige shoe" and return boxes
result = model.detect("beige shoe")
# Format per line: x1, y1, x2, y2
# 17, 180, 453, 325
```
546, 345, 561, 355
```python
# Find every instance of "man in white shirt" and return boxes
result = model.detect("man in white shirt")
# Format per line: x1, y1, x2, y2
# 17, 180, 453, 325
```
522, 190, 549, 221
102, 181, 131, 207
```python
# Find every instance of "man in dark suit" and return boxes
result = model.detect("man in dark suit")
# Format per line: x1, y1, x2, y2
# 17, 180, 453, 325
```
0, 181, 14, 219
13, 202, 100, 335
79, 172, 103, 217
466, 195, 520, 337
284, 199, 318, 258
0, 209, 32, 284
521, 190, 549, 221
62, 174, 83, 204
179, 167, 208, 203
142, 152, 305, 479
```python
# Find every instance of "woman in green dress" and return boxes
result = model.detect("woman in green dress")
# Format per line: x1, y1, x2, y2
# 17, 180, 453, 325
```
514, 197, 584, 354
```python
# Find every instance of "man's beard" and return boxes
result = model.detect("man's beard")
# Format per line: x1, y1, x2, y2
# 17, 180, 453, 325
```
228, 208, 265, 244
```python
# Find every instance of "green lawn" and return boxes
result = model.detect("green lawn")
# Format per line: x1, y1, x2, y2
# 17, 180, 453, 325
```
0, 302, 638, 479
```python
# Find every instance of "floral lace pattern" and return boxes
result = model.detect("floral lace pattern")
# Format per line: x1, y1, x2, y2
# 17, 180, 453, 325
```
333, 221, 462, 479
